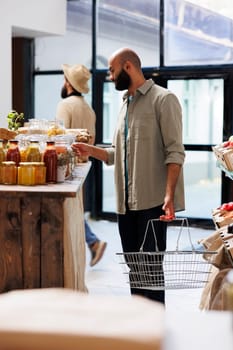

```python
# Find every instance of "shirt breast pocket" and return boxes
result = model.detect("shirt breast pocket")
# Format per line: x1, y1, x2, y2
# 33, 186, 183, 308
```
132, 115, 155, 140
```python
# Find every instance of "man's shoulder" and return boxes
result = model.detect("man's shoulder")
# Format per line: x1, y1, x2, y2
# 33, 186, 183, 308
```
139, 80, 168, 100
149, 81, 178, 104
139, 79, 169, 97
150, 81, 168, 95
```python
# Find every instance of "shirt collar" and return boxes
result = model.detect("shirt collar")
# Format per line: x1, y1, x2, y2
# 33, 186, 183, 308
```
122, 79, 154, 101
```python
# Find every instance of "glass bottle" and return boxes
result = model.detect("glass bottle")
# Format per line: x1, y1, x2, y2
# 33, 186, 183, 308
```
6, 140, 21, 166
43, 141, 57, 183
26, 140, 41, 162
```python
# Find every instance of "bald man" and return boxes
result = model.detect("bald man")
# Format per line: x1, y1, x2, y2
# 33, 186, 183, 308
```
72, 48, 185, 304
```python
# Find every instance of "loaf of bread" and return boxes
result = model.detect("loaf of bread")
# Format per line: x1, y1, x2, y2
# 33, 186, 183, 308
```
0, 128, 18, 140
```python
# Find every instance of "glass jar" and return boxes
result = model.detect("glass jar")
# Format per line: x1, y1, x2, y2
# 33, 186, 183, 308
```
55, 138, 69, 178
19, 143, 28, 162
1, 161, 17, 184
47, 120, 65, 137
28, 118, 47, 135
43, 141, 57, 183
55, 138, 68, 155
0, 139, 6, 164
6, 140, 21, 166
26, 140, 41, 162
32, 162, 46, 185
18, 162, 35, 186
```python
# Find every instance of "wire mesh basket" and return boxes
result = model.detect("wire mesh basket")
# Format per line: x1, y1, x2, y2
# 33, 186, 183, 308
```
116, 218, 217, 290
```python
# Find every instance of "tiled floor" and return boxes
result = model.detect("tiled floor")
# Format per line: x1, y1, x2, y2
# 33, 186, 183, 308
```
85, 215, 214, 312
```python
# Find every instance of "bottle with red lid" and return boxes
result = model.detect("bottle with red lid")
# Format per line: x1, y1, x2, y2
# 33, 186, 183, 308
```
43, 141, 57, 183
6, 140, 21, 166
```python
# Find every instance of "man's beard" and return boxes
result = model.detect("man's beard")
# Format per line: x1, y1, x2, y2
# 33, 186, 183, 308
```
61, 86, 68, 98
115, 69, 131, 91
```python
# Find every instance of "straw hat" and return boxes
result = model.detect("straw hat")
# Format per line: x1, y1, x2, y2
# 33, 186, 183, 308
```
62, 64, 91, 94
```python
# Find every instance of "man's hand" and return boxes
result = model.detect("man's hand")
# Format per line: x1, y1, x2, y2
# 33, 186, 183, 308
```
160, 197, 175, 222
72, 142, 108, 163
159, 214, 175, 222
72, 142, 92, 158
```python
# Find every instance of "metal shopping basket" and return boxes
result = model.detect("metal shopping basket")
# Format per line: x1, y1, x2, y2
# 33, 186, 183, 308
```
116, 218, 217, 290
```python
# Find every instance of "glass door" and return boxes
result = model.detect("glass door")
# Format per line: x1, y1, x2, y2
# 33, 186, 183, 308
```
168, 78, 223, 219
101, 82, 124, 213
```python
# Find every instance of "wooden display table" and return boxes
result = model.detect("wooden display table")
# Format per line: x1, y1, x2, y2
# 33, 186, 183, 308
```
0, 162, 91, 293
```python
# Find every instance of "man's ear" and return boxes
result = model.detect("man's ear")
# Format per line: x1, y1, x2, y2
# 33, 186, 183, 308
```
124, 60, 131, 72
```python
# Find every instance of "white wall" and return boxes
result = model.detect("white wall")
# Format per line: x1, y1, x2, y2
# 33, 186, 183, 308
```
0, 0, 66, 127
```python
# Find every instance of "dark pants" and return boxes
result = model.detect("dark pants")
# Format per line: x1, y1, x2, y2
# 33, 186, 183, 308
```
118, 205, 167, 304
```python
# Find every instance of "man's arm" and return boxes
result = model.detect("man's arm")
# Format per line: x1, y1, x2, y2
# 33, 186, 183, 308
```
72, 142, 108, 163
161, 163, 182, 220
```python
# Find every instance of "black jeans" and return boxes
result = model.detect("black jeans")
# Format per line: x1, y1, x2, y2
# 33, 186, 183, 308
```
118, 205, 167, 304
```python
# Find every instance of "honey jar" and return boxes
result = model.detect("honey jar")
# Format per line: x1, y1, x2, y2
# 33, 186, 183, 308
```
18, 162, 35, 186
32, 162, 46, 185
1, 161, 17, 184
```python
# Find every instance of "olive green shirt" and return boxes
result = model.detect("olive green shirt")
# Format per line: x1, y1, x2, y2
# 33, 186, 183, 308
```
106, 79, 185, 215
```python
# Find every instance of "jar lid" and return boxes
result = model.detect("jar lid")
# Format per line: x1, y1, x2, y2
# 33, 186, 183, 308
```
30, 162, 45, 166
19, 162, 34, 166
2, 161, 16, 166
9, 139, 18, 143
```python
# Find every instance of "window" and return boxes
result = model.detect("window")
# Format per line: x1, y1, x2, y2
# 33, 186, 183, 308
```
168, 79, 224, 145
35, 1, 92, 71
165, 0, 233, 66
96, 0, 160, 68
34, 75, 64, 120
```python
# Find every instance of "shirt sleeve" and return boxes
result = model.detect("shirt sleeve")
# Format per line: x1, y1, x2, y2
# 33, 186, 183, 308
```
105, 147, 115, 165
159, 93, 185, 165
